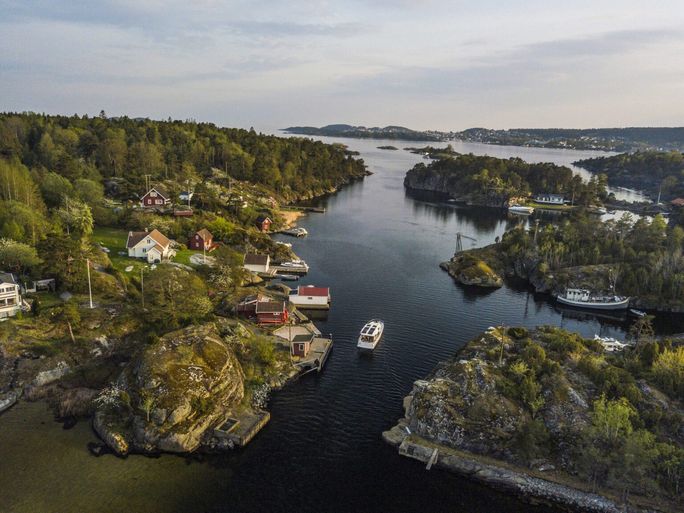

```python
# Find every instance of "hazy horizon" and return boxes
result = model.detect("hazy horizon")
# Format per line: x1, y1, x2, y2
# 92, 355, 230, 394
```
2, 1, 684, 132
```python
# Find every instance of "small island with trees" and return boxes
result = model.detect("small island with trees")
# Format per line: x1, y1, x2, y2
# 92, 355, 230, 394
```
384, 325, 683, 513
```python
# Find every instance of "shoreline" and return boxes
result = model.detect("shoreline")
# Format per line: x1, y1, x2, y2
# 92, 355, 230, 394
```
383, 429, 653, 513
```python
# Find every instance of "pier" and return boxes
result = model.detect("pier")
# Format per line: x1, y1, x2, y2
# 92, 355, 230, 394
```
294, 336, 333, 374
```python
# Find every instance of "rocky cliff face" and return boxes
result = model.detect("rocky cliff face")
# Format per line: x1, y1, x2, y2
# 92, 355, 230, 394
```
404, 167, 508, 207
94, 322, 245, 454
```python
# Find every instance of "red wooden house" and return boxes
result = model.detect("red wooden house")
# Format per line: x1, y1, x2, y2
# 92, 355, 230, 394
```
188, 228, 218, 251
291, 333, 314, 357
141, 186, 171, 208
255, 215, 272, 232
255, 300, 289, 325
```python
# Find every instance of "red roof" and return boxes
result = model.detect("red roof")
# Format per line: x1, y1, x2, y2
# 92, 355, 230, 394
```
297, 286, 329, 297
671, 198, 684, 207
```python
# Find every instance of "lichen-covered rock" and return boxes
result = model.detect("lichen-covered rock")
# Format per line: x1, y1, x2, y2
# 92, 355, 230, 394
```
441, 255, 503, 288
94, 323, 245, 454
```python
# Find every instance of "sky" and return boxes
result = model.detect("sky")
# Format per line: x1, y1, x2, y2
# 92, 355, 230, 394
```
1, 0, 684, 131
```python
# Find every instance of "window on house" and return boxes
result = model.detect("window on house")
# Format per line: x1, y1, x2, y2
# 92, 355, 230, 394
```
150, 191, 157, 197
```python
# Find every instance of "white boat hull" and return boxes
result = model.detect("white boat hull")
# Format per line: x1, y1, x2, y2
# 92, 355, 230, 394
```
357, 339, 380, 350
557, 296, 630, 311
357, 321, 384, 350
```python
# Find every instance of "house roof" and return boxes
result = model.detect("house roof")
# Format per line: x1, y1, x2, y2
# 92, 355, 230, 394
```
244, 253, 269, 265
0, 272, 16, 285
671, 198, 684, 206
256, 300, 286, 314
141, 185, 170, 200
297, 286, 329, 297
148, 243, 165, 255
255, 215, 272, 224
196, 228, 213, 241
126, 229, 171, 249
292, 333, 314, 343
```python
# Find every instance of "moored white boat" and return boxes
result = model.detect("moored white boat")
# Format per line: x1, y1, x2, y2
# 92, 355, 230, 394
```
556, 288, 629, 311
594, 335, 629, 352
357, 319, 384, 350
508, 204, 534, 215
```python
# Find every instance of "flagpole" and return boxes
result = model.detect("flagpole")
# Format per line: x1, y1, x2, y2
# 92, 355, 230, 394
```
86, 259, 93, 309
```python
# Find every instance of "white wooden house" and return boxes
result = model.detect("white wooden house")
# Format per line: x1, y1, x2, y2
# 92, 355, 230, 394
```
0, 273, 22, 318
126, 229, 175, 263
289, 285, 331, 310
243, 254, 270, 273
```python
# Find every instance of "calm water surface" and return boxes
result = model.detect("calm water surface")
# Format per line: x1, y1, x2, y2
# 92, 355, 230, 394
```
0, 138, 673, 513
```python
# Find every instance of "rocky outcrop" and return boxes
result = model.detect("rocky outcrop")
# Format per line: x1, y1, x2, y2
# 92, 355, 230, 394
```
440, 254, 503, 288
384, 327, 683, 513
93, 323, 245, 454
404, 167, 508, 207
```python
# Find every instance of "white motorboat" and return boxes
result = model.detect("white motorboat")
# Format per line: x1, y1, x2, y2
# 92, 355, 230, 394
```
357, 319, 384, 350
594, 335, 629, 352
556, 288, 629, 311
508, 204, 534, 215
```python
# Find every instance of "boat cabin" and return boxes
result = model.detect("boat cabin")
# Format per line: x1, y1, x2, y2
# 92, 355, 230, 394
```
564, 288, 591, 302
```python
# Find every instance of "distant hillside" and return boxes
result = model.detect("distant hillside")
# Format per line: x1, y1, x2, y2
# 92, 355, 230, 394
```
285, 124, 684, 151
457, 127, 684, 152
283, 124, 448, 142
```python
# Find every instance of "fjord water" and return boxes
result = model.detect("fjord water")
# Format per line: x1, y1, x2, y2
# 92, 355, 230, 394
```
0, 138, 672, 513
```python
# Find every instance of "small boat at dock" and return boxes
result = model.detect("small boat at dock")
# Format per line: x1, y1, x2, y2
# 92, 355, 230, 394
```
508, 204, 534, 215
629, 308, 647, 318
282, 227, 308, 237
357, 319, 384, 350
594, 335, 630, 352
279, 274, 299, 281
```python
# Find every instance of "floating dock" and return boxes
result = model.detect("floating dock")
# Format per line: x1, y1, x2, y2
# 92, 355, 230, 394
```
294, 336, 333, 374
213, 410, 271, 447
271, 262, 309, 274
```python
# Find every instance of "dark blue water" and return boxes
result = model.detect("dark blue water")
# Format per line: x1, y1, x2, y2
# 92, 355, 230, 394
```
1, 138, 679, 513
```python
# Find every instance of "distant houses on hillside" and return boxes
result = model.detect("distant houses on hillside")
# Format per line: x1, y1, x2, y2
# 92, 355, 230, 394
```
188, 229, 218, 252
141, 186, 172, 208
255, 215, 272, 232
533, 193, 565, 205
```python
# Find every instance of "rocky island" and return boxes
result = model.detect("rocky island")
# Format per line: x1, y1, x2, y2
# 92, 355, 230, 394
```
384, 326, 684, 513
404, 152, 608, 209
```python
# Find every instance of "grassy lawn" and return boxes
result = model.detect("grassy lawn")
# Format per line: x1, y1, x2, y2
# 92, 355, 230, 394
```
92, 226, 147, 274
93, 226, 200, 270
173, 248, 198, 266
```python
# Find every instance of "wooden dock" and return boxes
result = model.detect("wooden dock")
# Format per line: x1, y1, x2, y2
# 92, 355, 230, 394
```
294, 336, 333, 374
213, 410, 271, 447
284, 206, 326, 214
271, 263, 309, 274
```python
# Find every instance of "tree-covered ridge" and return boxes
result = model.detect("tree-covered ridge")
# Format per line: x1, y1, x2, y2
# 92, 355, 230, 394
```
0, 112, 368, 202
460, 212, 684, 310
405, 152, 608, 206
574, 151, 684, 200
459, 127, 684, 151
